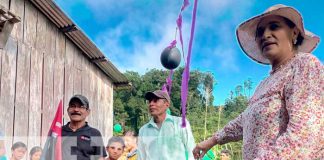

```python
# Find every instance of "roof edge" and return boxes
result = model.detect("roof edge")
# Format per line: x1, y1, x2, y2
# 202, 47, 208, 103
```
29, 0, 129, 85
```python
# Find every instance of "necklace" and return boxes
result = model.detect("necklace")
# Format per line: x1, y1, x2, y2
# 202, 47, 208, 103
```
270, 54, 296, 74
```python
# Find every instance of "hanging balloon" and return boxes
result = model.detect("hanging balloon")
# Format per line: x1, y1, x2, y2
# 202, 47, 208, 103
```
113, 124, 122, 133
160, 46, 181, 70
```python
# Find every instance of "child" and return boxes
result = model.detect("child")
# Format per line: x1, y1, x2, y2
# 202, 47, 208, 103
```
106, 137, 125, 160
10, 142, 27, 160
29, 146, 42, 160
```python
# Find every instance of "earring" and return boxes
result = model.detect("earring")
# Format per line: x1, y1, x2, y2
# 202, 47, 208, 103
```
293, 39, 297, 45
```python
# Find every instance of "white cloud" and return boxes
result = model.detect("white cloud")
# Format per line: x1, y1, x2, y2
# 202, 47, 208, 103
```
213, 47, 239, 72
95, 12, 184, 74
87, 0, 255, 73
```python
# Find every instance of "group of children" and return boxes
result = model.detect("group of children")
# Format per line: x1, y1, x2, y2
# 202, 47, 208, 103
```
106, 131, 137, 160
0, 132, 136, 160
0, 142, 42, 160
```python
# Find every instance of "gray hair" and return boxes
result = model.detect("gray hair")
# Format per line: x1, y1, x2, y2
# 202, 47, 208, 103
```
107, 136, 125, 147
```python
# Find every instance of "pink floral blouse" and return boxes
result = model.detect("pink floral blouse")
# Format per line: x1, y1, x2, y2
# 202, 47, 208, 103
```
214, 52, 323, 159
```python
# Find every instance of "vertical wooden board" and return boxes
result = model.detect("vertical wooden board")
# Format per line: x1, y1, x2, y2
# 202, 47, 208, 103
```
28, 47, 42, 149
97, 72, 104, 134
53, 30, 65, 116
10, 0, 25, 42
23, 0, 38, 48
63, 40, 74, 124
0, 0, 9, 9
103, 82, 110, 142
101, 77, 113, 141
80, 56, 93, 125
13, 42, 30, 144
87, 64, 97, 127
93, 69, 99, 128
85, 64, 93, 125
0, 46, 2, 99
34, 12, 47, 138
105, 79, 114, 139
35, 12, 47, 52
81, 55, 90, 97
92, 67, 100, 128
41, 23, 55, 140
73, 48, 82, 94
0, 37, 17, 150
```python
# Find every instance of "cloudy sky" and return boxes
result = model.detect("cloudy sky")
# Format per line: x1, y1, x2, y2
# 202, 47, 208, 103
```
55, 0, 324, 105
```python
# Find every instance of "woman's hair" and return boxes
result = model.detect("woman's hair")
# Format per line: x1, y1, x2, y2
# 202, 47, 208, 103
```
282, 17, 304, 46
11, 142, 27, 151
29, 146, 42, 157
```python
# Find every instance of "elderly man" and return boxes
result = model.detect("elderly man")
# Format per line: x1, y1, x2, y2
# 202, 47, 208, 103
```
62, 94, 107, 160
137, 90, 195, 160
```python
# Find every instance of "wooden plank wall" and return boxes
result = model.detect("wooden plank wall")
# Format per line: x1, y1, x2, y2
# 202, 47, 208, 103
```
0, 0, 115, 158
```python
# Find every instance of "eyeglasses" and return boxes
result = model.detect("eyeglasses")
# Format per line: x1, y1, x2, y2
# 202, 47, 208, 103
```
146, 98, 166, 104
68, 105, 88, 110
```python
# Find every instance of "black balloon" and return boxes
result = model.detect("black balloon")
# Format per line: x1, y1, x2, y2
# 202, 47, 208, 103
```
160, 46, 181, 70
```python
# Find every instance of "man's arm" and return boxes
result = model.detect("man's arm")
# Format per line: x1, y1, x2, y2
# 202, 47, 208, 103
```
181, 119, 196, 160
137, 128, 146, 160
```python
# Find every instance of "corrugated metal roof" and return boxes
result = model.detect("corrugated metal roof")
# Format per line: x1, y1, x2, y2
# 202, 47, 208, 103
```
29, 0, 130, 88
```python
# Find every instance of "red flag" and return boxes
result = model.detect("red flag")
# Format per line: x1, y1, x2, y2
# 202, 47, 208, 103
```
40, 100, 63, 160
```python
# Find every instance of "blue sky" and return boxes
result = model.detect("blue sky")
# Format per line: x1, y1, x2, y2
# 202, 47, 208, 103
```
55, 0, 324, 105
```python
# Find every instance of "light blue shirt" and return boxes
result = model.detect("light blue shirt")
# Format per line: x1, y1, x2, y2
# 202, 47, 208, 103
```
0, 131, 7, 160
138, 114, 195, 160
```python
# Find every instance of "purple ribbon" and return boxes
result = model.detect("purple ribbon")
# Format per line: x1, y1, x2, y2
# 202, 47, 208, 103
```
181, 0, 190, 11
176, 0, 189, 58
162, 40, 176, 95
180, 0, 198, 127
162, 70, 174, 96
176, 15, 185, 56
162, 0, 189, 97
162, 0, 198, 128
168, 40, 177, 49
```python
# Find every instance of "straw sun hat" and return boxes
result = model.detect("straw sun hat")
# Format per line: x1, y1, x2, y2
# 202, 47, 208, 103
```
236, 4, 320, 64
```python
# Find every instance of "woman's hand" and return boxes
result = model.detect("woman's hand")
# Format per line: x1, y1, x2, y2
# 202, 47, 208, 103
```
192, 136, 218, 159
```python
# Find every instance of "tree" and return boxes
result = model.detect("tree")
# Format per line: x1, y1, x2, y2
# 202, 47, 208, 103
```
235, 85, 243, 97
114, 70, 251, 159
113, 68, 215, 133
244, 78, 253, 98
197, 72, 216, 140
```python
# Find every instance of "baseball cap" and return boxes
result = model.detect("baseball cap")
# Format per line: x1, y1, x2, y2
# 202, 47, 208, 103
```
69, 94, 89, 109
144, 90, 170, 103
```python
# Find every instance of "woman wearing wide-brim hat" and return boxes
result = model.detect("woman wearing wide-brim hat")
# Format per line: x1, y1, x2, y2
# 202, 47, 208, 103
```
193, 4, 323, 159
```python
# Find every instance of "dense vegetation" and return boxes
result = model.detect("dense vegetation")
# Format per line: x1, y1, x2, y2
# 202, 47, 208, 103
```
113, 68, 253, 159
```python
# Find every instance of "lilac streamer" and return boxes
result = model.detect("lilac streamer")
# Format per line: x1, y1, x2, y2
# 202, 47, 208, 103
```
162, 0, 189, 98
180, 0, 198, 127
176, 15, 185, 56
162, 40, 176, 94
181, 0, 190, 11
162, 70, 174, 96
177, 0, 189, 58
161, 84, 168, 92
168, 40, 177, 49
166, 70, 174, 95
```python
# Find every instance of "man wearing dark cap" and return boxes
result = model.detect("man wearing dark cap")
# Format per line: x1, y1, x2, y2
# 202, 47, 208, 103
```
137, 90, 195, 160
62, 94, 107, 160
